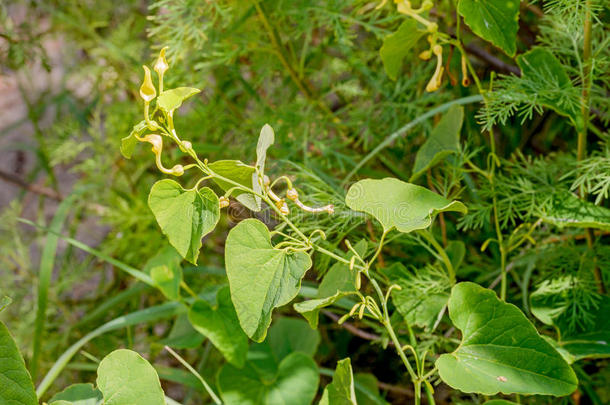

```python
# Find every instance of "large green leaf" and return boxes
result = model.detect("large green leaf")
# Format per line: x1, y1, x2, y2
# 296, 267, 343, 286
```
208, 160, 261, 211
49, 383, 102, 405
379, 19, 424, 81
458, 0, 520, 56
225, 219, 312, 341
319, 358, 357, 405
345, 178, 467, 233
436, 282, 578, 396
217, 352, 319, 405
157, 87, 200, 114
148, 180, 220, 264
541, 191, 610, 231
265, 318, 321, 361
188, 287, 249, 367
0, 321, 37, 405
410, 106, 463, 181
294, 241, 366, 328
96, 349, 165, 405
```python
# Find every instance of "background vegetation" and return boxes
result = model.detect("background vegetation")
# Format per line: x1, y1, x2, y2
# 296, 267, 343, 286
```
0, 0, 608, 404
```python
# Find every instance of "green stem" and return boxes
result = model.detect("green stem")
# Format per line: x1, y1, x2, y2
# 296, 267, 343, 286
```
419, 229, 455, 284
577, 0, 592, 163
253, 2, 333, 118
165, 346, 222, 405
577, 0, 605, 294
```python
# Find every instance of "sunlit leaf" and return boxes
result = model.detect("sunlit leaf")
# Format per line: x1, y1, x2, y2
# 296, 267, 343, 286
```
346, 178, 467, 233
148, 180, 220, 264
157, 87, 200, 114
225, 219, 312, 341
96, 349, 165, 405
380, 19, 424, 80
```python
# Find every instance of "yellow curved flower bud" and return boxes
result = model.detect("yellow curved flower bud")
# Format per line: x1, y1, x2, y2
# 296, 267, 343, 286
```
426, 45, 444, 92
154, 47, 169, 93
461, 54, 471, 87
139, 66, 156, 103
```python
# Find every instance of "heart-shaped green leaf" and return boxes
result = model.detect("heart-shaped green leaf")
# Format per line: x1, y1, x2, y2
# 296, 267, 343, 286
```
157, 87, 200, 114
0, 321, 37, 405
380, 19, 424, 81
208, 160, 261, 211
345, 178, 467, 234
458, 0, 520, 56
49, 383, 102, 405
148, 180, 220, 264
319, 358, 357, 405
411, 106, 463, 181
217, 352, 319, 405
436, 282, 578, 396
188, 287, 249, 367
225, 219, 312, 342
96, 349, 165, 405
265, 317, 321, 361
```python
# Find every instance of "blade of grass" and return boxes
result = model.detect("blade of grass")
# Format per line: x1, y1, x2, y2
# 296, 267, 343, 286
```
36, 301, 185, 398
31, 194, 78, 381
18, 218, 154, 286
341, 95, 483, 186
75, 282, 150, 328
164, 346, 222, 405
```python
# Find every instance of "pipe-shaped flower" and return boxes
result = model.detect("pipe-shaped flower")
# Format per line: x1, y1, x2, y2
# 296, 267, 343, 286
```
139, 66, 156, 103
